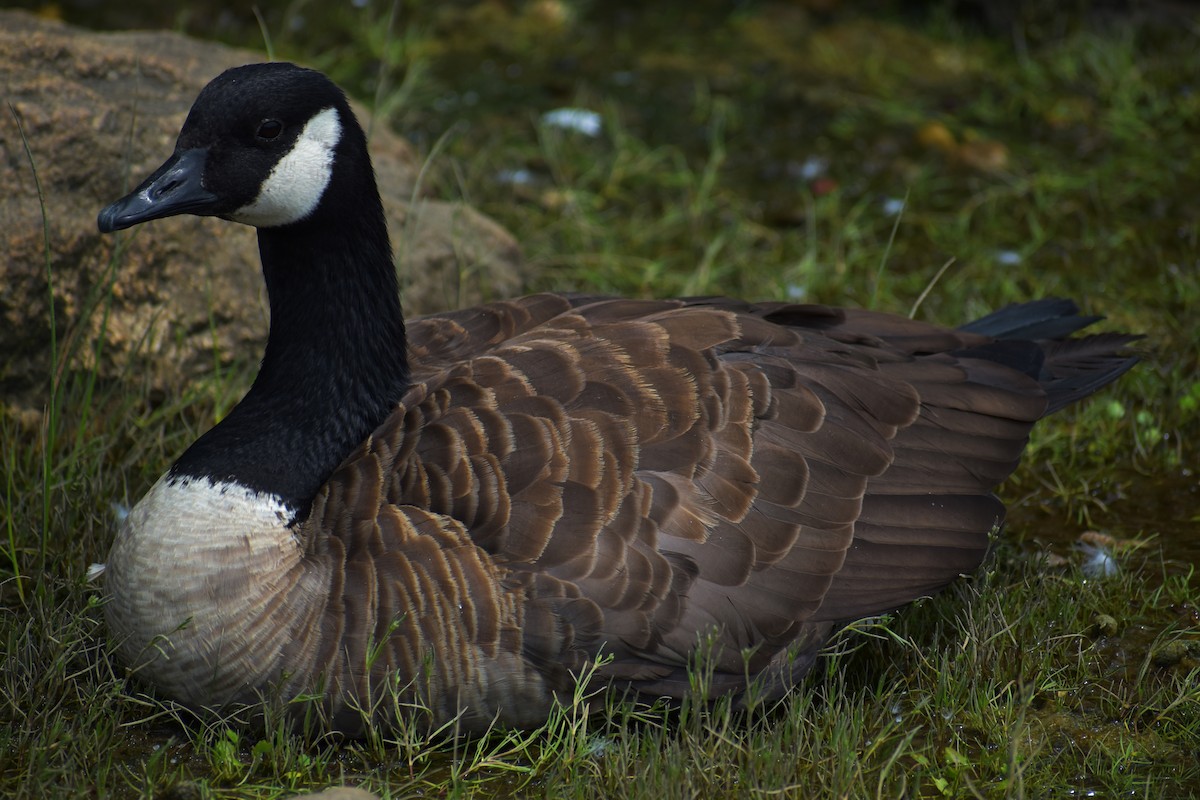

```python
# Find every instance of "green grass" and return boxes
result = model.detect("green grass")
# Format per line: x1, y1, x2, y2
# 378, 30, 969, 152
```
3, 2, 1199, 798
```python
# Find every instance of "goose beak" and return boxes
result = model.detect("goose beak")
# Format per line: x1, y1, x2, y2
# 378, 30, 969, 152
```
98, 148, 218, 233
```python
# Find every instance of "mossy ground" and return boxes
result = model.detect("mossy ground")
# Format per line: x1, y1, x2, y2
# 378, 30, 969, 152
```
3, 2, 1198, 798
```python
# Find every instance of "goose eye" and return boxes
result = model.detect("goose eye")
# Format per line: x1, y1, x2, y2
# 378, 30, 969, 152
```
255, 119, 284, 141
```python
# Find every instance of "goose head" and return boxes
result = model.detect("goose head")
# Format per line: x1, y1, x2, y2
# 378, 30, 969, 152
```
99, 62, 369, 233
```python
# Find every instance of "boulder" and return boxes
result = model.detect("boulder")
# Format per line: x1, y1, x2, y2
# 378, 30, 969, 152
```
0, 10, 524, 400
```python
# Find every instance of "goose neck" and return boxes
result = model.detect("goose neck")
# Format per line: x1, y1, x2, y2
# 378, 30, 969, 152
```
169, 215, 409, 518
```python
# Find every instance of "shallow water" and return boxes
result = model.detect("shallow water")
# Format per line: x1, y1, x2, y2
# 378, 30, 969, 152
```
1008, 469, 1200, 571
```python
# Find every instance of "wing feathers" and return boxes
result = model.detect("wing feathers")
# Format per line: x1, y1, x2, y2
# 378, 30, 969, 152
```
302, 294, 1135, 725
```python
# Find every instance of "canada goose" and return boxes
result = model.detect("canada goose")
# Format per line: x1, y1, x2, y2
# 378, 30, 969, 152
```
97, 62, 1138, 733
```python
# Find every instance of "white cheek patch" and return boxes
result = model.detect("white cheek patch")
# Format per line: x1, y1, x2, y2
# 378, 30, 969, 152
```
231, 106, 342, 228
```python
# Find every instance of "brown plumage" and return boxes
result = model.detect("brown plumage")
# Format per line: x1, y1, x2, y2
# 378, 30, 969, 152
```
97, 63, 1139, 733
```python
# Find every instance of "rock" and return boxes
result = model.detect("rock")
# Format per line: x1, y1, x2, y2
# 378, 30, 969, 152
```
0, 10, 524, 400
1151, 640, 1196, 669
1090, 613, 1118, 638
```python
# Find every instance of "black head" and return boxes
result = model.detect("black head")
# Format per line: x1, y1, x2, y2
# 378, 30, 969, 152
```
98, 62, 369, 233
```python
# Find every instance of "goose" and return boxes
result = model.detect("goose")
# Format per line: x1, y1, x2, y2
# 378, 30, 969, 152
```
96, 62, 1139, 733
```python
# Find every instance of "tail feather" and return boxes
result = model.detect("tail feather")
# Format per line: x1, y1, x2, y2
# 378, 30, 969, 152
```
1038, 333, 1142, 414
958, 298, 1101, 340
957, 299, 1140, 415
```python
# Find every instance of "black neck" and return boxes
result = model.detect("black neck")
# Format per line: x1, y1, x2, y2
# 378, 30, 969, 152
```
170, 171, 408, 520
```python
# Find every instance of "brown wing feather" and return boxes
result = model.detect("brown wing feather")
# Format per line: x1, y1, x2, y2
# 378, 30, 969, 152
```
303, 293, 1130, 726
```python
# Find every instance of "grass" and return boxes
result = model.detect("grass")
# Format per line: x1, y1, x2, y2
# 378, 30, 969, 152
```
3, 2, 1200, 798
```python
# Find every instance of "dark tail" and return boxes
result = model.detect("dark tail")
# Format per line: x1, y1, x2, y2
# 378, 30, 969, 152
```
958, 299, 1141, 415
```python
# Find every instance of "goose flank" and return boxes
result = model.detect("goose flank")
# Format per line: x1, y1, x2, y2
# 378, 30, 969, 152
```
97, 62, 1140, 733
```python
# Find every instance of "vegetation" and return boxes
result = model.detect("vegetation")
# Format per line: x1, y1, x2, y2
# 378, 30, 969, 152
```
3, 2, 1198, 797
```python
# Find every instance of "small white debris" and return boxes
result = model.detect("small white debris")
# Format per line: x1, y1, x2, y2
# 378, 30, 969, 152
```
1077, 541, 1119, 578
541, 108, 602, 137
794, 156, 828, 181
882, 197, 906, 216
496, 168, 535, 186
86, 562, 106, 583
587, 735, 616, 757
111, 501, 130, 522
786, 283, 808, 301
994, 249, 1022, 266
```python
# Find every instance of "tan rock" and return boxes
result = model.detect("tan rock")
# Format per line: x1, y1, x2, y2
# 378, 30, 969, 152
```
0, 10, 524, 401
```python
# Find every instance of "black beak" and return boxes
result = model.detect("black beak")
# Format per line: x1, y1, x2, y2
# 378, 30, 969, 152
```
98, 149, 218, 233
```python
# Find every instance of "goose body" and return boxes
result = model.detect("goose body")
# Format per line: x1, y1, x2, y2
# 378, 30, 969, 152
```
98, 63, 1138, 732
